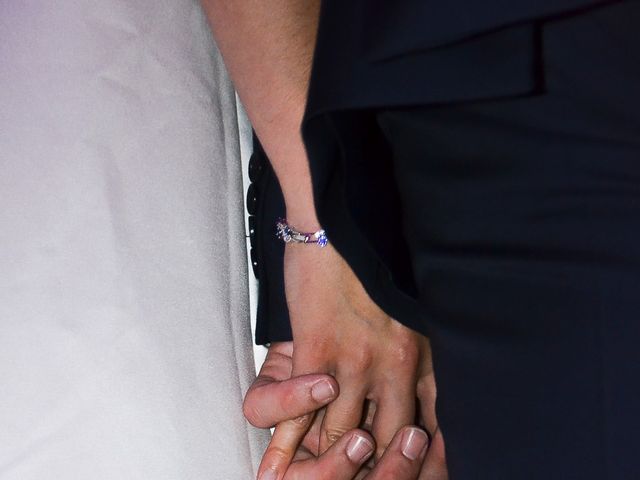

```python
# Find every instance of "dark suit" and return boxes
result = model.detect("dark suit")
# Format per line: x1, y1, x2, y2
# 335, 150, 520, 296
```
252, 1, 640, 477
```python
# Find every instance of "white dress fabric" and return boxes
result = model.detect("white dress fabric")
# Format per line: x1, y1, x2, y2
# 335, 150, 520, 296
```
0, 1, 270, 478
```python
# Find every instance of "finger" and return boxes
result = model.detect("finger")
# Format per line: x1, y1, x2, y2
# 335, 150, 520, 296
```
300, 405, 325, 455
284, 430, 375, 480
319, 380, 368, 454
259, 342, 295, 382
418, 427, 448, 480
257, 412, 316, 480
370, 382, 416, 459
416, 368, 447, 480
416, 373, 438, 435
365, 426, 429, 480
360, 400, 376, 431
268, 341, 295, 358
244, 374, 338, 428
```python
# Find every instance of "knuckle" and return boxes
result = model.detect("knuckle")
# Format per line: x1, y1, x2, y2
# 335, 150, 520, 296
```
325, 427, 349, 444
263, 444, 294, 465
300, 336, 332, 355
344, 349, 374, 376
293, 342, 332, 372
278, 387, 299, 413
389, 336, 420, 367
291, 413, 313, 428
279, 384, 315, 410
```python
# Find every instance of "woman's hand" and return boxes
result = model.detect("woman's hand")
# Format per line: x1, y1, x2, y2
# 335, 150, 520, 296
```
245, 342, 440, 480
284, 243, 433, 455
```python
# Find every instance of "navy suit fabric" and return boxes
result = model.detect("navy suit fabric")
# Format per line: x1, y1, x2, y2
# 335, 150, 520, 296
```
255, 1, 640, 477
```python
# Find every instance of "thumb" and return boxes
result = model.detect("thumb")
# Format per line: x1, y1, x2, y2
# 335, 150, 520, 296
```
244, 344, 339, 428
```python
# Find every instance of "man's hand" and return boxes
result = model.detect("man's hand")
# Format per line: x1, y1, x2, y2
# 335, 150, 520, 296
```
245, 342, 447, 480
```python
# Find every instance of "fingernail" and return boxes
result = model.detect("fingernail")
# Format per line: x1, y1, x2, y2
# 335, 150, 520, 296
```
311, 379, 336, 402
346, 434, 374, 463
401, 427, 429, 460
259, 468, 277, 480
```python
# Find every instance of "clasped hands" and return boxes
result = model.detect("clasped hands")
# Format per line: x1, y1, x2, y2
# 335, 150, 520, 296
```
245, 245, 447, 480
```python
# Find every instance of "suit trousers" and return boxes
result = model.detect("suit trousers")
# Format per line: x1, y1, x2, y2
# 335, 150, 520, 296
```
372, 4, 640, 478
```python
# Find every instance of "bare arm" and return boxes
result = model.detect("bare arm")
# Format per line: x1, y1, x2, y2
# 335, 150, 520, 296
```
200, 3, 446, 479
200, 0, 321, 229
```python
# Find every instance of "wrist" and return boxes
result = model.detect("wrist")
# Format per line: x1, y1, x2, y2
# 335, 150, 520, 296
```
283, 199, 321, 232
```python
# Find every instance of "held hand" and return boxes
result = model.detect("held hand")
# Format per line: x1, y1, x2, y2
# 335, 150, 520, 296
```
245, 342, 435, 480
244, 341, 339, 433
283, 243, 435, 459
266, 426, 430, 480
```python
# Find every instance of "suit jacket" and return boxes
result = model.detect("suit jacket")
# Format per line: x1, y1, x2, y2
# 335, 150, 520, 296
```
254, 0, 620, 342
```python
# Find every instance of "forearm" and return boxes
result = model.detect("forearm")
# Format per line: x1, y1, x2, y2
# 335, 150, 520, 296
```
200, 0, 321, 229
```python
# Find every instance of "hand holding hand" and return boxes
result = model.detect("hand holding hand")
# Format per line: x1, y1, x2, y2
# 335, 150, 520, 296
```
283, 244, 436, 459
244, 342, 437, 480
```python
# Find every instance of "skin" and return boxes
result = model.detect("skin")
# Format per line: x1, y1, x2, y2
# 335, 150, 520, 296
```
200, 0, 322, 231
199, 1, 448, 478
283, 244, 436, 460
245, 342, 447, 480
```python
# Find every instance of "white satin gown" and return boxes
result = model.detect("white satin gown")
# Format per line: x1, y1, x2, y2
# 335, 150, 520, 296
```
0, 1, 270, 478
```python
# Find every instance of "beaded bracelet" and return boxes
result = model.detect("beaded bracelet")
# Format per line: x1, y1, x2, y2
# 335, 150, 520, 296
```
276, 218, 328, 248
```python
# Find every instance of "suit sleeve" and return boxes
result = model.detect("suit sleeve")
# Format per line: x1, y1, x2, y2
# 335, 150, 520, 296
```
248, 137, 292, 345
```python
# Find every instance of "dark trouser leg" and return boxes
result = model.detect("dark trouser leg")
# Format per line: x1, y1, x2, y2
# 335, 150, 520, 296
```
377, 3, 640, 478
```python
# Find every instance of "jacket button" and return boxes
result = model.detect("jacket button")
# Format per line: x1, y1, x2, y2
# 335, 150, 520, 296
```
248, 215, 257, 246
248, 152, 264, 183
250, 247, 259, 279
246, 183, 258, 216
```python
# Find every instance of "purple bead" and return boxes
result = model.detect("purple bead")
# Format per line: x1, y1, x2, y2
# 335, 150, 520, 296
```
317, 234, 328, 248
